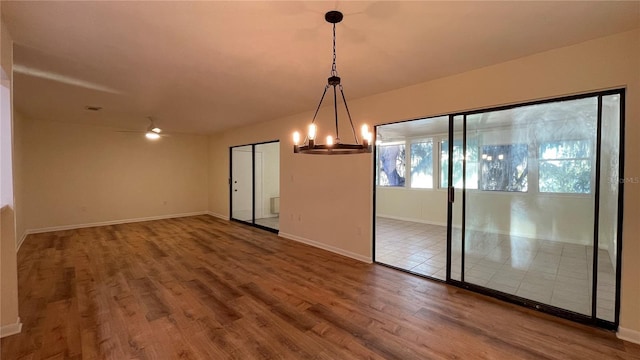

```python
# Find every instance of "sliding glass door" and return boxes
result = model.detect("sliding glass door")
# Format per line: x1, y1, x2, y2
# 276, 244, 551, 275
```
230, 141, 280, 232
449, 90, 623, 327
374, 115, 450, 280
374, 89, 624, 329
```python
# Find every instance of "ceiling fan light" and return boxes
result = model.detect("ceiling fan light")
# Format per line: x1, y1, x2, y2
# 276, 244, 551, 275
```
151, 127, 161, 133
145, 131, 160, 140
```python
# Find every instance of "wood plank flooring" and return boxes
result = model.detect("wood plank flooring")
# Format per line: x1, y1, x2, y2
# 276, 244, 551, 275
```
2, 215, 639, 359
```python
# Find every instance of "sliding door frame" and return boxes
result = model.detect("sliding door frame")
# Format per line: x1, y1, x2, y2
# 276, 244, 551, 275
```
229, 140, 280, 233
373, 88, 625, 330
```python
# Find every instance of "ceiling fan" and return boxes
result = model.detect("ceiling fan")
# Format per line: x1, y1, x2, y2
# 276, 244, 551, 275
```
118, 116, 166, 140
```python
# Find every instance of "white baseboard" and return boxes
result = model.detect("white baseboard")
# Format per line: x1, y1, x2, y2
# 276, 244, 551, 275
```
618, 326, 640, 345
18, 211, 209, 251
0, 318, 22, 338
377, 214, 447, 227
279, 232, 372, 264
17, 231, 28, 251
207, 211, 230, 220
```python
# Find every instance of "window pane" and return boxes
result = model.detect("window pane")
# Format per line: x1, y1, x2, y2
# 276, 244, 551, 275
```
539, 160, 591, 193
480, 144, 528, 192
440, 141, 449, 188
410, 140, 433, 188
378, 144, 406, 186
441, 139, 478, 189
539, 140, 592, 194
540, 140, 591, 159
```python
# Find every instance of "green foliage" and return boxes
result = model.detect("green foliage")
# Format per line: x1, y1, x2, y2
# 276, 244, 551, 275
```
410, 141, 433, 180
539, 140, 591, 194
441, 139, 479, 189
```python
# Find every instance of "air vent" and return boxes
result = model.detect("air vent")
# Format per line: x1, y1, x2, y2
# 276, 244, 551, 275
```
84, 105, 102, 111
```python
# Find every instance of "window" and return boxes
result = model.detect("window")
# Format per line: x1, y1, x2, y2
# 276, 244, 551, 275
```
440, 139, 479, 189
410, 140, 433, 188
539, 140, 591, 193
378, 143, 406, 186
480, 144, 528, 192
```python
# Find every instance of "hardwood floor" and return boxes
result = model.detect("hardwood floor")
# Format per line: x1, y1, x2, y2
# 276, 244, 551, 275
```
2, 215, 639, 359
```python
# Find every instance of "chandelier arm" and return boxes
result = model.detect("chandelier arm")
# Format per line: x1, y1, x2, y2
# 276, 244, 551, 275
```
311, 84, 331, 125
333, 85, 339, 141
339, 85, 360, 145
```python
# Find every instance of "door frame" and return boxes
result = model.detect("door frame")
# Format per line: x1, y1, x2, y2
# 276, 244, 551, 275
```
229, 140, 280, 233
372, 88, 625, 330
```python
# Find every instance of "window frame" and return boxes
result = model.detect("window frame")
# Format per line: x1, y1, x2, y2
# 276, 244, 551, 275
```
439, 136, 480, 190
537, 139, 594, 195
376, 134, 594, 197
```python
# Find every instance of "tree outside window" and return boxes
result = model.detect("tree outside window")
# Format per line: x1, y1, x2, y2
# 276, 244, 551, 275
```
539, 140, 591, 193
440, 139, 479, 189
378, 144, 406, 186
481, 144, 528, 192
410, 140, 433, 188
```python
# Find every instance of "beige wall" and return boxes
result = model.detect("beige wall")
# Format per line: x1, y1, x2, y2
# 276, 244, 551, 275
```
208, 30, 640, 333
0, 206, 19, 334
12, 111, 24, 242
19, 117, 209, 233
376, 188, 448, 225
0, 14, 21, 335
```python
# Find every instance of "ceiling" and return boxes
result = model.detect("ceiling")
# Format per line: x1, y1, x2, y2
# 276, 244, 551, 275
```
377, 96, 603, 141
2, 1, 639, 135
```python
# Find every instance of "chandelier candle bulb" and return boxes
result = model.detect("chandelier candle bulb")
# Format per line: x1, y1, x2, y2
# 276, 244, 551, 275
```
361, 124, 369, 139
293, 131, 301, 145
365, 132, 373, 144
308, 124, 317, 140
327, 135, 334, 146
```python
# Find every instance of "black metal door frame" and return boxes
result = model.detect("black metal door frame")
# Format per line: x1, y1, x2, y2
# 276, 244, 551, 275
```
373, 88, 625, 330
229, 140, 280, 233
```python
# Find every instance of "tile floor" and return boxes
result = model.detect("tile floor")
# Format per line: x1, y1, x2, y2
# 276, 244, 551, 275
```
254, 216, 279, 230
375, 217, 616, 321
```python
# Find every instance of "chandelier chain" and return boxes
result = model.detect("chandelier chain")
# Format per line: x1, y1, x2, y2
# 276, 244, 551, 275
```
331, 23, 338, 76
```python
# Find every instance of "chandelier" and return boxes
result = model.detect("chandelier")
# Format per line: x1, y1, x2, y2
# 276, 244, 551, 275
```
293, 11, 372, 155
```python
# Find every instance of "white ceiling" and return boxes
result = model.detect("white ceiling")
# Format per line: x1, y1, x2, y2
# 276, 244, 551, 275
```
377, 96, 602, 141
2, 1, 639, 135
